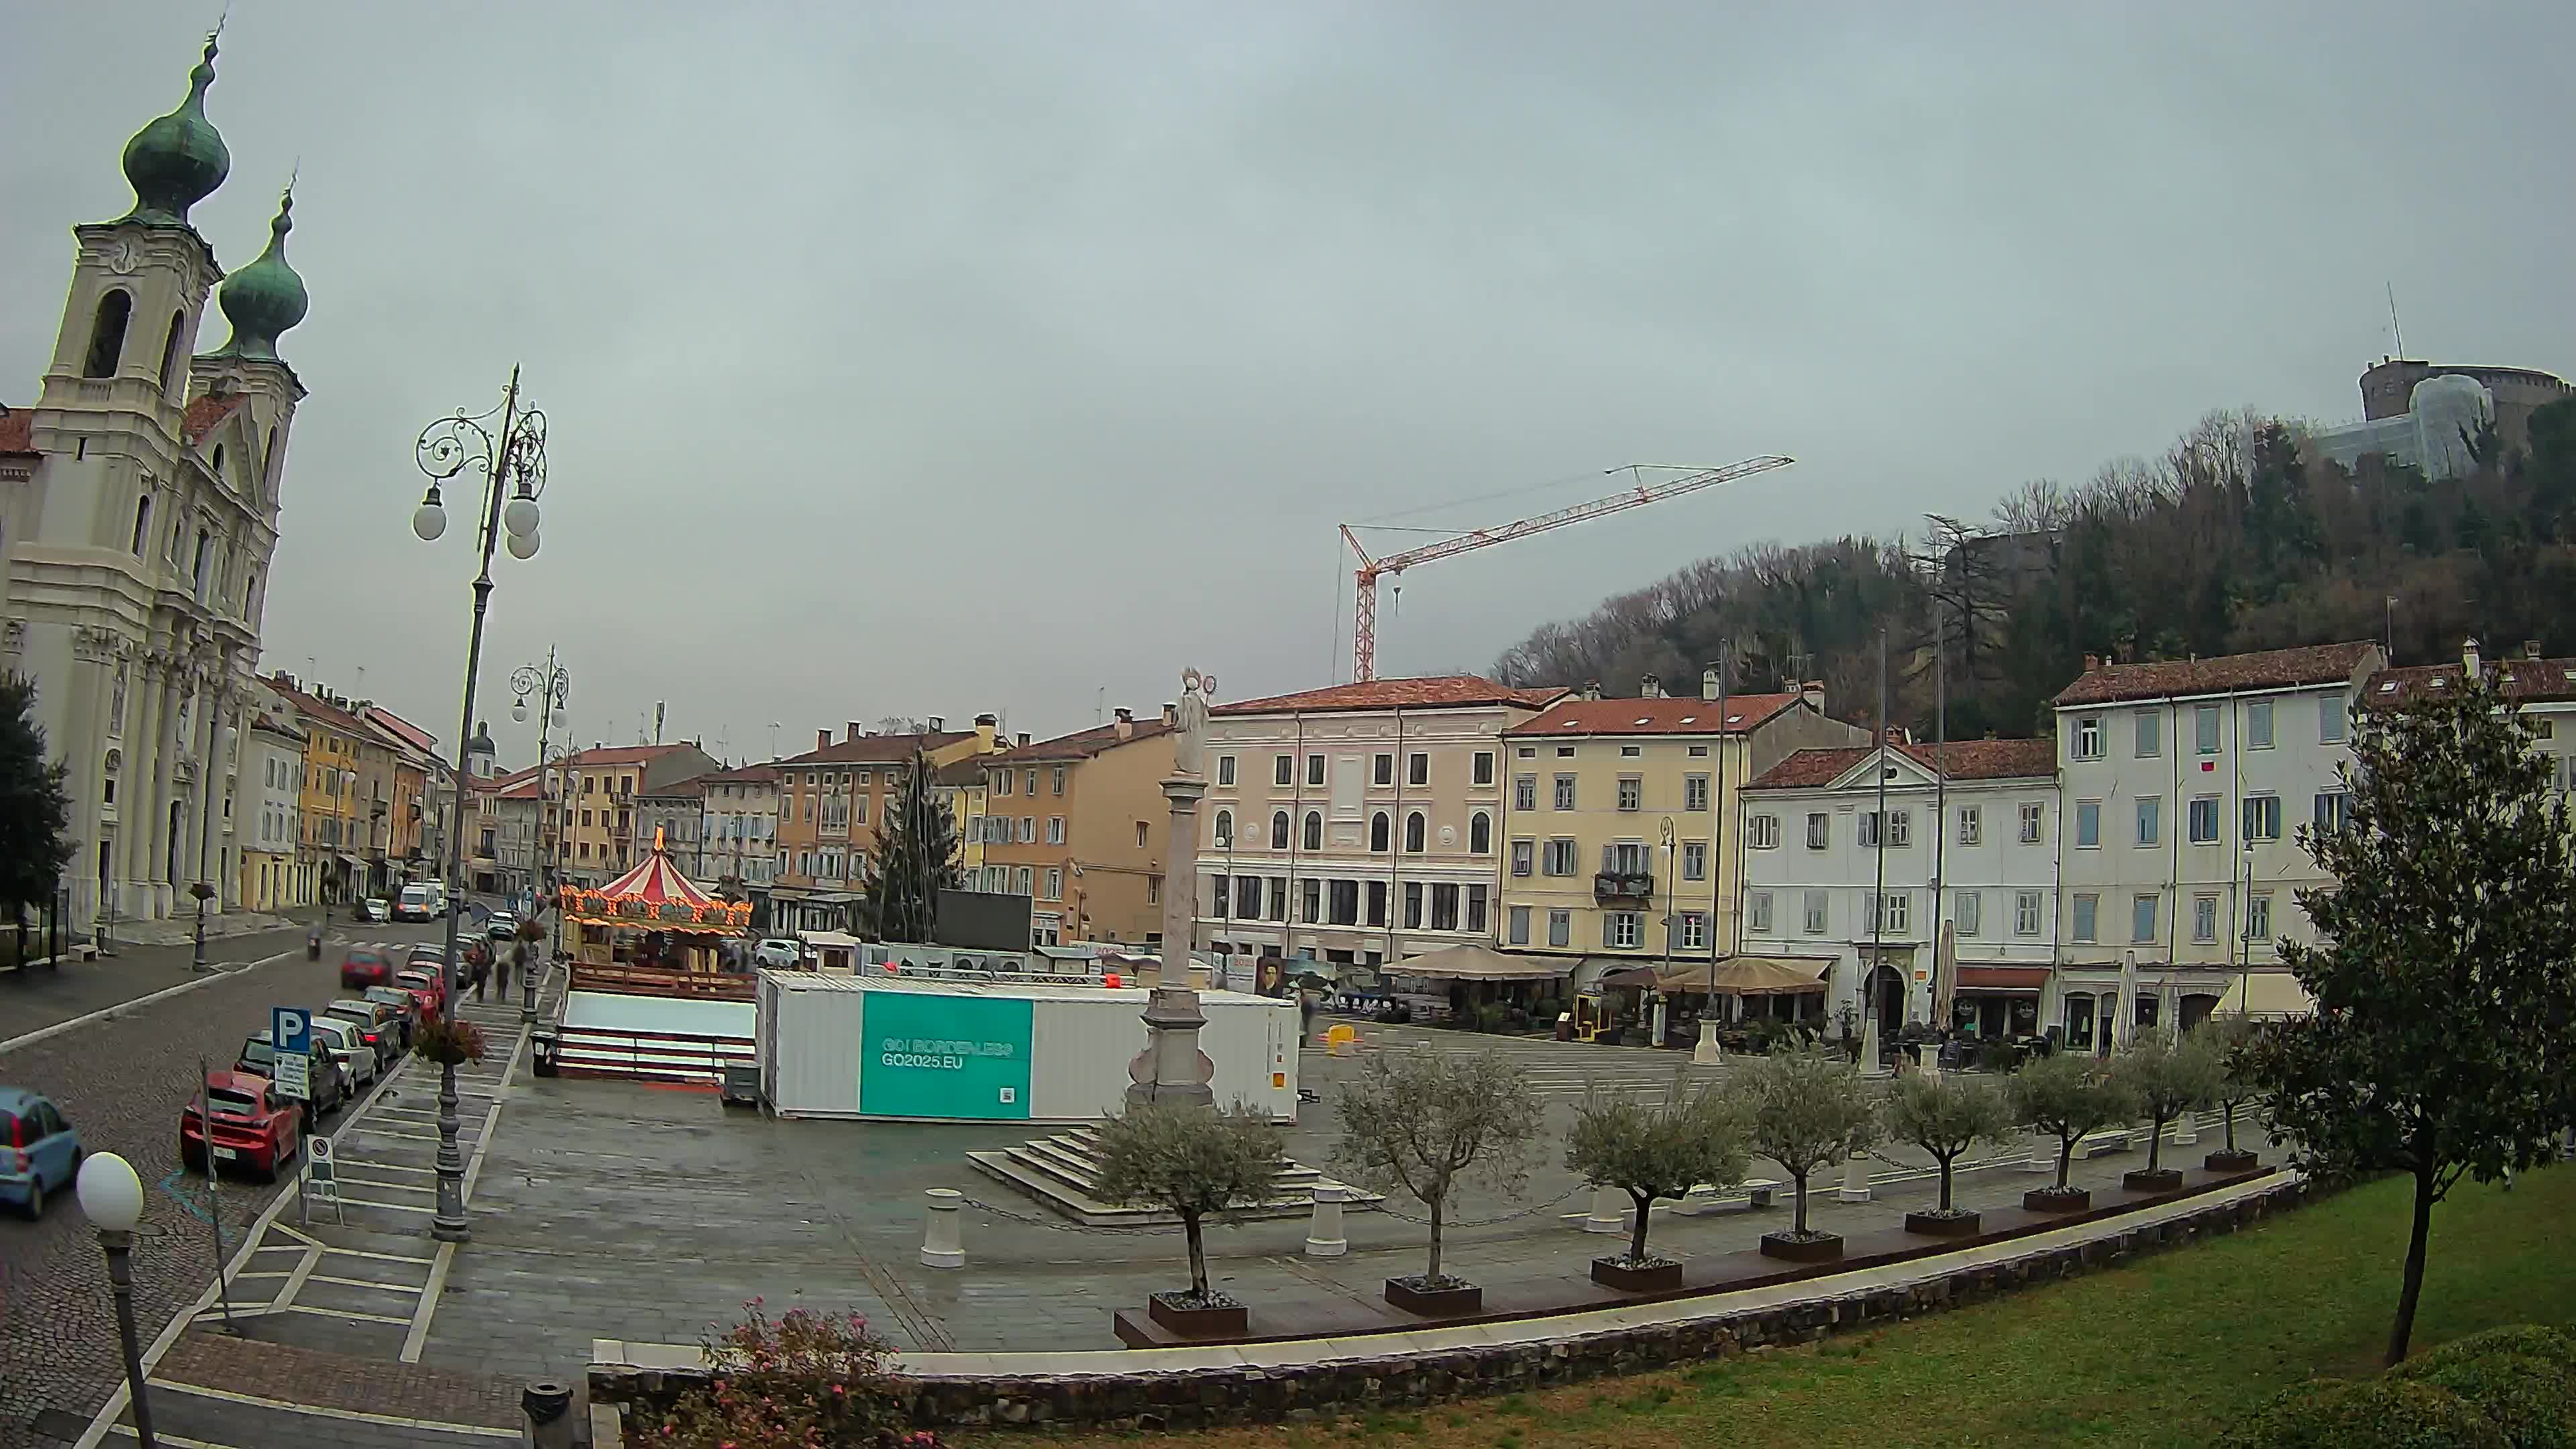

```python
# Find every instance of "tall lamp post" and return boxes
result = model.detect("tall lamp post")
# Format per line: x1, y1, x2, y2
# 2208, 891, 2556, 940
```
513, 651, 570, 1024
78, 1152, 156, 1447
411, 368, 549, 1243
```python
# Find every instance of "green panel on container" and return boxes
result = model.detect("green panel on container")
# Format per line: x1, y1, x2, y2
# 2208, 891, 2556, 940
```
859, 991, 1035, 1120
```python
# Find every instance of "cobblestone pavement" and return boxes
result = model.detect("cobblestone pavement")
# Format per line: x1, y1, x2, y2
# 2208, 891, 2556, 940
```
0, 918, 484, 1448
1, 920, 317, 1045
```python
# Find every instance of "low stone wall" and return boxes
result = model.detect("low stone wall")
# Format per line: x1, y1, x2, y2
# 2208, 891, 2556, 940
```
592, 1177, 2314, 1434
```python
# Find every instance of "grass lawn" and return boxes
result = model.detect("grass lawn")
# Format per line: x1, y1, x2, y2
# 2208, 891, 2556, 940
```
1015, 1165, 2576, 1449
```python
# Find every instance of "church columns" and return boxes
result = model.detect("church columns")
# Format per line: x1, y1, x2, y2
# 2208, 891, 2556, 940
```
146, 661, 184, 915
119, 659, 163, 916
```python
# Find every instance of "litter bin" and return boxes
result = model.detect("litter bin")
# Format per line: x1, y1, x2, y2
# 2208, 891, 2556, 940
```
720, 1062, 761, 1110
531, 1028, 558, 1077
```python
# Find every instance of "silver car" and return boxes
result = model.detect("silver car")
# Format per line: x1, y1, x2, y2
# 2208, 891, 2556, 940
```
307, 1017, 378, 1091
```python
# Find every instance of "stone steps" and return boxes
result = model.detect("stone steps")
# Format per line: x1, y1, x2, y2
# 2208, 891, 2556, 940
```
965, 1125, 1377, 1227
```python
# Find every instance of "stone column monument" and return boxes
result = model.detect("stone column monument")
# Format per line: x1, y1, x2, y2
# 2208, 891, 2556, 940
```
1126, 668, 1218, 1110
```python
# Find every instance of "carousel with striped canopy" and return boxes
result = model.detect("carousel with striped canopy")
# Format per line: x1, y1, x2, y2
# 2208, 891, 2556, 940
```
559, 827, 755, 974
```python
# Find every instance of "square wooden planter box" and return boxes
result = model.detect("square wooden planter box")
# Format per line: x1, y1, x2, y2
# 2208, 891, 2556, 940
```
1146, 1293, 1247, 1338
2204, 1149, 2260, 1173
1384, 1277, 1483, 1316
1590, 1256, 1684, 1292
2123, 1168, 2185, 1193
1903, 1210, 1983, 1238
2024, 1187, 2091, 1214
1758, 1231, 1844, 1263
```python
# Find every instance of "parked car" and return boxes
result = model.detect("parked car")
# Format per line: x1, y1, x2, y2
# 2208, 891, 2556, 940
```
392, 968, 447, 1017
0, 1088, 83, 1220
323, 998, 405, 1074
235, 1030, 345, 1129
341, 945, 396, 991
308, 1016, 378, 1091
360, 897, 391, 922
362, 985, 420, 1049
179, 1072, 299, 1181
753, 938, 804, 970
486, 910, 519, 941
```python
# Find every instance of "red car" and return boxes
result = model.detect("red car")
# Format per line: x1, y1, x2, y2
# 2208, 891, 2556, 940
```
341, 946, 396, 991
392, 968, 446, 1017
180, 1071, 301, 1181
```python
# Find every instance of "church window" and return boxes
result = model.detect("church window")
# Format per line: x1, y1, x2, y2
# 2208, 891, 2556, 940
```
157, 311, 185, 390
129, 495, 152, 555
211, 444, 225, 480
83, 290, 131, 378
193, 529, 211, 594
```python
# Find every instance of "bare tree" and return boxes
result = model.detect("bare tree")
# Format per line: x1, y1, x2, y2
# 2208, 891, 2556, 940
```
1092, 1103, 1285, 1307
1332, 1051, 1543, 1286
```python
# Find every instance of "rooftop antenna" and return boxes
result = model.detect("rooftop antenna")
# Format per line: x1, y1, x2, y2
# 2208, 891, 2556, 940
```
2387, 282, 2406, 358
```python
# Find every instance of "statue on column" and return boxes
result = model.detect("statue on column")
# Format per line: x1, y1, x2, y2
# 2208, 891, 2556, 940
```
1172, 667, 1215, 778
1128, 665, 1219, 1111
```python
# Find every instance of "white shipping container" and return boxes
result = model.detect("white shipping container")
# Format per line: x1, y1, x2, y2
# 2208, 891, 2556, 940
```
756, 970, 1298, 1123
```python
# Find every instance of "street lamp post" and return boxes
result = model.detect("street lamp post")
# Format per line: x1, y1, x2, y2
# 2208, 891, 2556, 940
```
411, 368, 549, 1244
513, 651, 570, 1027
77, 1152, 156, 1448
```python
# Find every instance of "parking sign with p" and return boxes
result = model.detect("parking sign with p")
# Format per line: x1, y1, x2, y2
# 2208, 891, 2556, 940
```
272, 1005, 313, 1100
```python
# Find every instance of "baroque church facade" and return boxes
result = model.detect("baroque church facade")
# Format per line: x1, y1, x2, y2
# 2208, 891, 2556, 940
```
0, 34, 310, 928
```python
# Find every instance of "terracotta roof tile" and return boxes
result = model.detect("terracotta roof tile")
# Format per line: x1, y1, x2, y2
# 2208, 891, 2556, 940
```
559, 743, 692, 768
694, 763, 780, 785
991, 718, 1175, 763
1215, 675, 1566, 716
2365, 655, 2576, 707
0, 408, 32, 456
1746, 737, 2057, 790
775, 731, 973, 767
181, 392, 248, 444
2050, 643, 2380, 707
1503, 693, 1803, 737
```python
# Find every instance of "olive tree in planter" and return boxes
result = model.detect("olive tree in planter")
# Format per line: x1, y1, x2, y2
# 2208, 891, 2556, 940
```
2006, 1052, 2135, 1212
1563, 1080, 1752, 1291
1333, 1049, 1543, 1316
2110, 1031, 2223, 1191
1091, 1102, 1287, 1337
2198, 1016, 2265, 1173
1885, 1071, 2015, 1236
1745, 1047, 1879, 1263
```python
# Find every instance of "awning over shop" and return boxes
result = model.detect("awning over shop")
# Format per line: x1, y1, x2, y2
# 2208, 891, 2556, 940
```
2216, 970, 2314, 1020
1606, 956, 1830, 995
1955, 965, 2051, 994
1395, 944, 1572, 981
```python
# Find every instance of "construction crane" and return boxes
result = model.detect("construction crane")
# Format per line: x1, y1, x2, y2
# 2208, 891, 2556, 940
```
1339, 455, 1795, 682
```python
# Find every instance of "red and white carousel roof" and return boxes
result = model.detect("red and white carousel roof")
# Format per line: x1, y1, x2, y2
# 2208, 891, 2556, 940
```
593, 849, 720, 908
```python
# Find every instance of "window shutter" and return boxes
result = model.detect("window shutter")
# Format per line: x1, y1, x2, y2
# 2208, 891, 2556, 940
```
1600, 843, 1615, 873
1601, 913, 1614, 947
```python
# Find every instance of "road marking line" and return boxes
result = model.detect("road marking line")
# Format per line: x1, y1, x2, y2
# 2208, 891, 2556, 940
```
404, 959, 544, 1364
144, 1377, 523, 1437
350, 1127, 442, 1142
230, 1271, 292, 1281
0, 944, 302, 1057
109, 1426, 239, 1448
272, 1246, 323, 1311
338, 1195, 437, 1214
310, 1272, 425, 1295
402, 1240, 460, 1363
321, 1244, 436, 1265
268, 1221, 321, 1248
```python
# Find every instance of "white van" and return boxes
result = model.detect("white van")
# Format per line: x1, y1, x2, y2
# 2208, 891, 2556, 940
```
394, 881, 447, 923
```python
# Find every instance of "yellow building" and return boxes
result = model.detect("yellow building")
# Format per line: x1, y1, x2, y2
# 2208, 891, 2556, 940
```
935, 755, 992, 882
551, 743, 720, 887
1497, 673, 1864, 988
263, 677, 372, 904
769, 716, 1005, 932
973, 710, 1175, 946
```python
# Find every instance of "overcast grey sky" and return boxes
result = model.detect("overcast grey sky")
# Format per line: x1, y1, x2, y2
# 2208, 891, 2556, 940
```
9, 3, 2569, 763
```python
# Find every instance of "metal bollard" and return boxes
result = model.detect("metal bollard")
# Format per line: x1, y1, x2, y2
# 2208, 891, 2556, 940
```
522, 1379, 574, 1449
921, 1188, 965, 1269
1835, 1150, 1872, 1203
1303, 1182, 1349, 1256
1582, 1184, 1626, 1233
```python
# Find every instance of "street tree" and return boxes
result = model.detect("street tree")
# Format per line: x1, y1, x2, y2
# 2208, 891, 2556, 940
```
1332, 1050, 1543, 1287
1743, 1047, 1879, 1239
1564, 1079, 1752, 1267
859, 749, 959, 944
1884, 1072, 2015, 1216
2111, 1032, 2224, 1176
2257, 672, 2576, 1364
2198, 1016, 2265, 1162
2007, 1053, 2135, 1195
0, 674, 72, 961
1091, 1102, 1286, 1307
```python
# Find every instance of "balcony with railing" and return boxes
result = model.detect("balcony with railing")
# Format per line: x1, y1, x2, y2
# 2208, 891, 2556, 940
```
1593, 871, 1654, 906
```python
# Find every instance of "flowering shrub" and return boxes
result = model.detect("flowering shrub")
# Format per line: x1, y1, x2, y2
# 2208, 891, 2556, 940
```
654, 1300, 915, 1448
413, 1010, 488, 1067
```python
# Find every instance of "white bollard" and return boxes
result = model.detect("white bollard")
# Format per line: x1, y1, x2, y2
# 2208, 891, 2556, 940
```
2173, 1110, 2199, 1148
2022, 1132, 2057, 1174
1836, 1150, 1872, 1203
1304, 1182, 1350, 1256
920, 1188, 965, 1269
1583, 1184, 1627, 1233
1692, 1019, 1723, 1066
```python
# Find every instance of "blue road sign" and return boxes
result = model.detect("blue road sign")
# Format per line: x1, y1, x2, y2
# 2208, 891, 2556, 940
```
272, 1006, 311, 1055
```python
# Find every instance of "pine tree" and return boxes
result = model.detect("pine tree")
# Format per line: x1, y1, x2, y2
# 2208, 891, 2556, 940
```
0, 674, 74, 959
859, 749, 959, 944
2257, 672, 2576, 1365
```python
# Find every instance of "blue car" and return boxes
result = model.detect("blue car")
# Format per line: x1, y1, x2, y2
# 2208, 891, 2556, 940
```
1, 1087, 83, 1220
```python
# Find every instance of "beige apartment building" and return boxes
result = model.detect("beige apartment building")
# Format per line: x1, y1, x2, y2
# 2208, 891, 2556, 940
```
770, 717, 1003, 932
973, 710, 1175, 946
550, 742, 720, 888
1497, 672, 1865, 989
1190, 676, 1566, 972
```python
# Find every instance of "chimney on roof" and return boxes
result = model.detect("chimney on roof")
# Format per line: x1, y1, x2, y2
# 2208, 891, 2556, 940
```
816, 729, 830, 752
1582, 680, 1603, 702
975, 713, 998, 751
2083, 653, 2101, 672
1701, 667, 1721, 702
1802, 680, 1825, 712
2463, 637, 2481, 678
2526, 639, 2544, 661
927, 716, 945, 733
1161, 702, 1178, 727
848, 720, 865, 741
1640, 673, 1663, 699
1115, 708, 1135, 740
1016, 732, 1030, 747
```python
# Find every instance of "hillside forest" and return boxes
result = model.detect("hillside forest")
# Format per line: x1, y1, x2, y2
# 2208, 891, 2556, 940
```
1489, 398, 2576, 742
